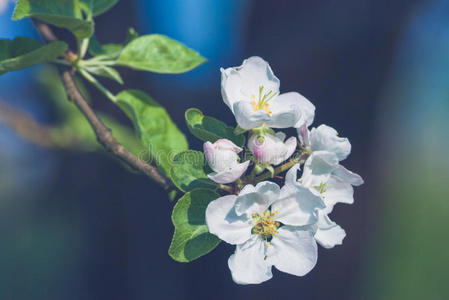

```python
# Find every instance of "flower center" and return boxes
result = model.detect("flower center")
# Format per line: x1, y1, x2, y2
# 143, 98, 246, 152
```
314, 182, 327, 194
251, 210, 280, 246
251, 86, 278, 114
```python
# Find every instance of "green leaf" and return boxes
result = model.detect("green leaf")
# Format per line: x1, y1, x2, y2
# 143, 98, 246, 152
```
116, 89, 188, 175
116, 34, 206, 74
170, 150, 217, 193
37, 66, 146, 156
0, 37, 67, 75
169, 189, 221, 262
12, 0, 94, 39
185, 108, 245, 146
79, 0, 118, 17
88, 28, 138, 58
84, 65, 123, 84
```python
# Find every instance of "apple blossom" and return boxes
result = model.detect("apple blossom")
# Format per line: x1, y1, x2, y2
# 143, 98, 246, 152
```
203, 139, 250, 184
299, 124, 351, 161
220, 56, 315, 130
248, 131, 297, 165
286, 152, 363, 248
205, 181, 325, 284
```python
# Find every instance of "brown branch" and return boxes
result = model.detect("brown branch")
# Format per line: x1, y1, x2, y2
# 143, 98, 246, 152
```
33, 21, 173, 191
0, 100, 56, 148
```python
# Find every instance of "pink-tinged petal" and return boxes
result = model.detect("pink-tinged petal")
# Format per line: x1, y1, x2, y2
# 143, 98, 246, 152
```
333, 165, 364, 186
297, 124, 310, 148
214, 138, 242, 153
207, 160, 250, 184
205, 195, 252, 245
248, 133, 297, 165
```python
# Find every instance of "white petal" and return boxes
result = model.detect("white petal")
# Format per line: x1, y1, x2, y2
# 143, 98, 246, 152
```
285, 163, 300, 186
301, 151, 339, 187
205, 195, 252, 245
266, 92, 302, 128
238, 57, 280, 94
220, 57, 280, 114
267, 226, 318, 276
272, 183, 325, 226
282, 136, 297, 163
220, 67, 243, 112
275, 131, 286, 142
322, 175, 354, 214
235, 182, 280, 217
309, 125, 351, 161
315, 214, 346, 249
207, 160, 250, 184
332, 165, 364, 186
233, 100, 271, 130
228, 235, 273, 285
293, 93, 316, 128
203, 141, 240, 173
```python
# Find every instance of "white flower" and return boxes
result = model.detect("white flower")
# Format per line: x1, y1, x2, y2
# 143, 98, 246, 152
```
220, 56, 315, 130
203, 139, 250, 184
248, 132, 297, 165
287, 151, 363, 249
205, 181, 325, 284
299, 124, 351, 161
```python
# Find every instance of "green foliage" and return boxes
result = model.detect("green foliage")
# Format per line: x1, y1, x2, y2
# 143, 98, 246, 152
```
169, 189, 221, 262
185, 108, 245, 146
170, 150, 217, 193
79, 0, 118, 17
12, 0, 94, 39
0, 37, 67, 75
83, 65, 123, 84
116, 89, 188, 175
117, 34, 206, 74
37, 66, 146, 156
87, 28, 138, 58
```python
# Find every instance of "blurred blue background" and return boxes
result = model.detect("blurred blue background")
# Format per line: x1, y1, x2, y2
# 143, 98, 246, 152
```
1, 0, 448, 299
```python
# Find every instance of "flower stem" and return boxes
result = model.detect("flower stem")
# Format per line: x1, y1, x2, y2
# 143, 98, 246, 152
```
253, 156, 306, 184
217, 184, 233, 193
79, 69, 117, 103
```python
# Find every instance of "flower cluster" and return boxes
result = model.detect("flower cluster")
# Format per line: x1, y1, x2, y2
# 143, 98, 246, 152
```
203, 57, 363, 284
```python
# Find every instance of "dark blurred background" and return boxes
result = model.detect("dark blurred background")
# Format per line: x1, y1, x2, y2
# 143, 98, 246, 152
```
1, 0, 448, 299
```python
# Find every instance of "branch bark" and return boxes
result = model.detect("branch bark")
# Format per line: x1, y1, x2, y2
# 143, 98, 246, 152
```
33, 21, 173, 191
0, 100, 56, 148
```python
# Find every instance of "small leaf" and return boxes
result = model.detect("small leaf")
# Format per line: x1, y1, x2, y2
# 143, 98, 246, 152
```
0, 37, 67, 75
170, 150, 217, 193
88, 28, 138, 58
84, 65, 123, 84
185, 108, 245, 146
12, 0, 94, 39
116, 34, 206, 74
116, 89, 188, 175
79, 0, 118, 17
169, 189, 221, 262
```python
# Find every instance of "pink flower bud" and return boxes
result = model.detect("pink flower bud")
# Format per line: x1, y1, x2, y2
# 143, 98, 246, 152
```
248, 132, 297, 165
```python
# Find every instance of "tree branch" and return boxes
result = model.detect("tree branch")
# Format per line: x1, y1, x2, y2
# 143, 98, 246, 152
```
0, 100, 56, 148
33, 21, 173, 191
